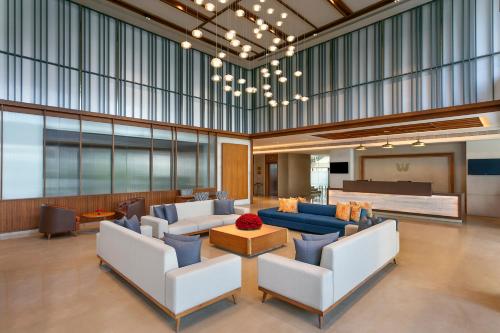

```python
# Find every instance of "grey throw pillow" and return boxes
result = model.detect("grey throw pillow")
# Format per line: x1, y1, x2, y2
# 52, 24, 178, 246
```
164, 233, 200, 242
164, 237, 202, 268
114, 216, 127, 227
358, 216, 373, 232
214, 199, 235, 215
294, 238, 334, 266
153, 205, 166, 219
124, 215, 141, 234
164, 204, 178, 224
301, 231, 340, 243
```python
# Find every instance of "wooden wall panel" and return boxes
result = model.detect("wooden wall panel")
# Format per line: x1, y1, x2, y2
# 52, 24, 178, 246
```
0, 188, 214, 233
222, 143, 248, 200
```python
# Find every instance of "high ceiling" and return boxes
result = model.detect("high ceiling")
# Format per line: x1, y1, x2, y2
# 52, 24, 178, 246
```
103, 0, 397, 62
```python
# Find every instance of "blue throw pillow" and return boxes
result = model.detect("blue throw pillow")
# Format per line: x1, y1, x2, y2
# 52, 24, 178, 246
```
164, 232, 200, 242
294, 238, 334, 266
358, 216, 373, 232
214, 199, 235, 215
153, 205, 166, 220
301, 231, 340, 243
164, 237, 202, 268
114, 216, 127, 227
164, 204, 178, 224
124, 215, 141, 234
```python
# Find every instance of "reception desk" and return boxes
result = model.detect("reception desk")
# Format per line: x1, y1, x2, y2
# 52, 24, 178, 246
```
328, 181, 464, 222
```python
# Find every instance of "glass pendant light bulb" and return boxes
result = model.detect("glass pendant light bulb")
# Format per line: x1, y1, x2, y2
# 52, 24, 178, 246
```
235, 9, 245, 17
218, 51, 226, 58
271, 60, 279, 66
300, 96, 309, 102
276, 20, 283, 27
278, 76, 287, 83
267, 8, 274, 14
225, 30, 236, 40
263, 72, 270, 78
195, 0, 204, 5
256, 32, 263, 39
294, 93, 302, 100
269, 45, 277, 52
282, 100, 289, 106
264, 91, 273, 98
245, 87, 253, 93
211, 74, 221, 82
272, 37, 281, 44
181, 41, 192, 49
287, 35, 295, 42
253, 27, 260, 34
210, 57, 223, 68
253, 4, 261, 11
223, 85, 232, 92
224, 74, 233, 82
285, 49, 294, 57
260, 67, 268, 74
233, 90, 241, 96
269, 99, 277, 107
242, 44, 252, 52
239, 51, 248, 59
237, 78, 246, 84
281, 12, 288, 19
192, 29, 203, 38
294, 70, 302, 77
262, 84, 271, 91
274, 69, 282, 75
205, 2, 215, 11
256, 18, 264, 26
260, 23, 269, 31
230, 39, 241, 47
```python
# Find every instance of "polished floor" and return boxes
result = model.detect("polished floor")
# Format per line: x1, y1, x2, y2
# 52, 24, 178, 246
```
1, 198, 500, 332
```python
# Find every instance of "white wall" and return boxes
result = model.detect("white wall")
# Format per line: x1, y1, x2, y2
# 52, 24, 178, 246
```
217, 137, 251, 205
329, 148, 355, 188
466, 139, 500, 217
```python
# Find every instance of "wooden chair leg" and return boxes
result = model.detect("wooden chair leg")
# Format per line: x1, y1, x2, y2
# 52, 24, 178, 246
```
175, 318, 181, 332
232, 294, 237, 304
261, 292, 268, 303
318, 314, 324, 329
47, 233, 51, 240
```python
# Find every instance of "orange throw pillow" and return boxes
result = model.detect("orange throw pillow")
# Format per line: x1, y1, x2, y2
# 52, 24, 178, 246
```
297, 196, 308, 203
350, 203, 363, 223
277, 198, 287, 212
335, 202, 351, 222
282, 198, 299, 213
350, 201, 373, 218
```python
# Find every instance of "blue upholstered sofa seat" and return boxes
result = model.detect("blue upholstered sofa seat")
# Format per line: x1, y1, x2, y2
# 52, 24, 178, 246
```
258, 202, 366, 235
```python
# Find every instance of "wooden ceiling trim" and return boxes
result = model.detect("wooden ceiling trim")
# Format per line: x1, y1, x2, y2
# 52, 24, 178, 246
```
326, 0, 353, 16
313, 118, 484, 140
106, 0, 241, 56
250, 100, 500, 139
274, 0, 318, 29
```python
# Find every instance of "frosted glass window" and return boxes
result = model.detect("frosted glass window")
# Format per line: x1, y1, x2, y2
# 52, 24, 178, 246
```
45, 117, 80, 196
209, 134, 216, 187
114, 125, 151, 193
2, 112, 44, 199
176, 131, 197, 189
81, 121, 112, 195
198, 133, 209, 188
152, 129, 172, 191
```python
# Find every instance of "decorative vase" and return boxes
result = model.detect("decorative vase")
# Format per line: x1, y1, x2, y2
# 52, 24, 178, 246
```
235, 213, 263, 230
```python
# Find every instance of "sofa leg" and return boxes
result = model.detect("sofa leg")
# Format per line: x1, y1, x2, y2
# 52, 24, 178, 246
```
232, 294, 237, 305
175, 318, 181, 332
47, 233, 51, 240
261, 292, 268, 303
393, 258, 397, 264
99, 258, 103, 266
318, 314, 324, 329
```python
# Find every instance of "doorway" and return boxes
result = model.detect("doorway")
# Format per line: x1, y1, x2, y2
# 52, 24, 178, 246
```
266, 163, 278, 197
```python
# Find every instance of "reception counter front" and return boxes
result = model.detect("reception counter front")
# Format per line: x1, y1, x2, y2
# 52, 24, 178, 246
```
328, 181, 464, 222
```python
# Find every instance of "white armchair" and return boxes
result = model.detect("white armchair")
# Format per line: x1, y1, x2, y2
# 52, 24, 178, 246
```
258, 220, 399, 328
97, 221, 241, 332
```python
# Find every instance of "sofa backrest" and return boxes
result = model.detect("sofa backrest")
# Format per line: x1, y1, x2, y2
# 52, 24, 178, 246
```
149, 200, 215, 220
97, 221, 178, 306
320, 219, 399, 303
298, 202, 337, 216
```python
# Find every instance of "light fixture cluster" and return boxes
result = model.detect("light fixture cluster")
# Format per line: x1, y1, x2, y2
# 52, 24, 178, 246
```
355, 138, 426, 151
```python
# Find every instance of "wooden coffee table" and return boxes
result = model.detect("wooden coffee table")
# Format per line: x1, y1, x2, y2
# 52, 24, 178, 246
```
209, 224, 288, 257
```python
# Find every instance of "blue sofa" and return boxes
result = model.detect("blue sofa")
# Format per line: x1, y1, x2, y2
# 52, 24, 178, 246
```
258, 202, 367, 236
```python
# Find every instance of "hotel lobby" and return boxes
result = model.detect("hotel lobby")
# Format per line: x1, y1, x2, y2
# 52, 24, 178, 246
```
1, 0, 500, 332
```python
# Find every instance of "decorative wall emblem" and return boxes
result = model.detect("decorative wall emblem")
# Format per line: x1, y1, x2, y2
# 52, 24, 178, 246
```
396, 162, 410, 172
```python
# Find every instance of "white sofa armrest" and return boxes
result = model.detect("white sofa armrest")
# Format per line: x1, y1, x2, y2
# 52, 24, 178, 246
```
258, 253, 334, 312
234, 206, 250, 215
165, 254, 241, 314
141, 215, 169, 238
140, 225, 153, 237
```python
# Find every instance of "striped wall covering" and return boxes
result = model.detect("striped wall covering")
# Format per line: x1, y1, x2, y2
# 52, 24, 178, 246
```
0, 0, 253, 133
252, 0, 500, 132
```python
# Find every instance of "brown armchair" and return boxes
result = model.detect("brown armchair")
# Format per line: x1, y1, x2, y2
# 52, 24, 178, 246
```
115, 197, 146, 220
39, 204, 78, 239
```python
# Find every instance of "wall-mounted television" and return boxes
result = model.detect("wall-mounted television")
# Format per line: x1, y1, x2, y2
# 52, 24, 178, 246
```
468, 159, 500, 175
330, 162, 349, 174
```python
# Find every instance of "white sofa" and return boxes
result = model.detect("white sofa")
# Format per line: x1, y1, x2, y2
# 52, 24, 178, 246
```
141, 200, 250, 238
258, 219, 399, 328
96, 221, 241, 332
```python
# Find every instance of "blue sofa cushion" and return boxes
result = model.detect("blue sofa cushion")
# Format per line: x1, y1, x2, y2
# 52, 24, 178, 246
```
214, 199, 235, 215
164, 236, 201, 268
302, 231, 340, 242
164, 233, 200, 242
164, 204, 178, 224
124, 215, 141, 234
297, 202, 336, 216
259, 208, 349, 229
294, 238, 334, 266
153, 205, 166, 220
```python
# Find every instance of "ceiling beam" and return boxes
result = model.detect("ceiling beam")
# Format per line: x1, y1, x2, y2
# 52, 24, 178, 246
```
326, 0, 353, 16
274, 0, 318, 29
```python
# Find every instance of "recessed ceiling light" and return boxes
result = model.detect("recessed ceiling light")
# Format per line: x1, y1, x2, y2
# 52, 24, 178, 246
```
253, 4, 261, 11
235, 9, 245, 17
230, 39, 241, 47
281, 12, 288, 19
205, 2, 215, 11
181, 41, 192, 49
271, 60, 279, 66
233, 90, 242, 96
276, 20, 283, 26
269, 45, 277, 51
237, 78, 246, 84
294, 70, 302, 77
278, 76, 287, 83
242, 44, 252, 52
224, 74, 233, 81
239, 51, 249, 59
272, 37, 281, 44
211, 74, 221, 82
267, 8, 274, 14
223, 85, 232, 92
192, 29, 203, 38
274, 69, 282, 75
210, 57, 223, 68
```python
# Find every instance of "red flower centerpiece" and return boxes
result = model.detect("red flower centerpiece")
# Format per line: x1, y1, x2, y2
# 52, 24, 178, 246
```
95, 209, 103, 216
236, 213, 263, 230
